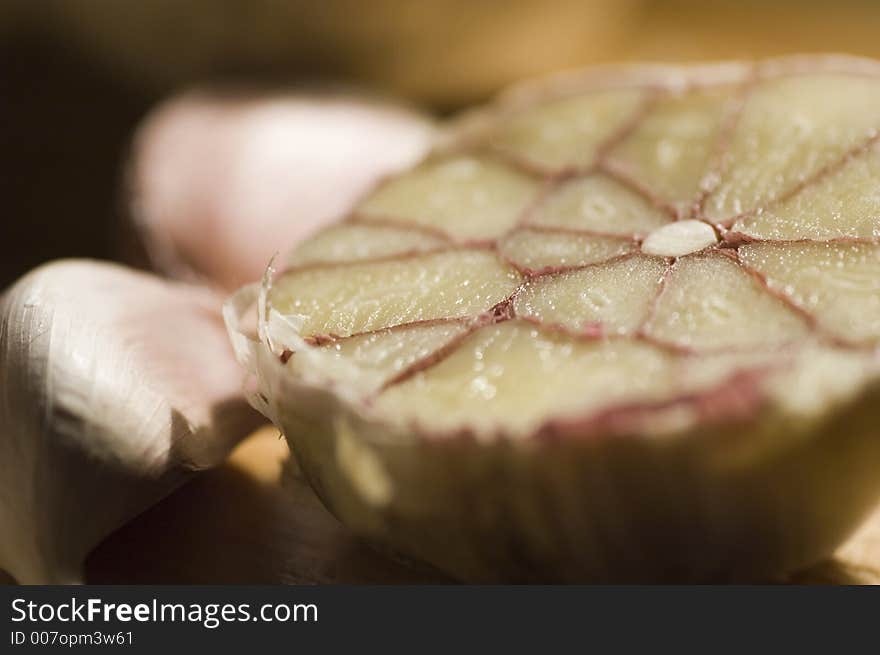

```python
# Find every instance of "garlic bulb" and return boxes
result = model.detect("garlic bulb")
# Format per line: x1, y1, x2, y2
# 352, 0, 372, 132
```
226, 55, 880, 582
0, 260, 260, 584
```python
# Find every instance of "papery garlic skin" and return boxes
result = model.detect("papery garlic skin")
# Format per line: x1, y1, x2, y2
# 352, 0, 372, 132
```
0, 260, 258, 584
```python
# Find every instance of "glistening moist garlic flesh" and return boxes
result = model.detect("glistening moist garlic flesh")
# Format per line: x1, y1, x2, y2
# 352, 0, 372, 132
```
233, 57, 880, 443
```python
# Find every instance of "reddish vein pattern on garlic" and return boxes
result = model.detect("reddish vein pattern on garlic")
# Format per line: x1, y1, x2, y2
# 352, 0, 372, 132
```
271, 60, 880, 436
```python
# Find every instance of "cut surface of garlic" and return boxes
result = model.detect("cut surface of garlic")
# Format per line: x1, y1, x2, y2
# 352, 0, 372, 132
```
228, 56, 880, 582
262, 59, 880, 437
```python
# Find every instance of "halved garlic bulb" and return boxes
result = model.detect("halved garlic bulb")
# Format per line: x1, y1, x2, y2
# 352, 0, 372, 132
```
228, 56, 880, 582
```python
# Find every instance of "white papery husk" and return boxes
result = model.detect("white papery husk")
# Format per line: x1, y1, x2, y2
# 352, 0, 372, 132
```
0, 261, 257, 584
225, 268, 880, 582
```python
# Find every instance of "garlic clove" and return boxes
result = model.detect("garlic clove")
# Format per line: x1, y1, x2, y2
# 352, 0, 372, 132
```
0, 259, 261, 584
127, 91, 435, 290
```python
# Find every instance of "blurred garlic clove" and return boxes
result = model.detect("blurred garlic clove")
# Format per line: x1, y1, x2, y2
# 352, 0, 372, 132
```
127, 90, 436, 290
0, 259, 261, 584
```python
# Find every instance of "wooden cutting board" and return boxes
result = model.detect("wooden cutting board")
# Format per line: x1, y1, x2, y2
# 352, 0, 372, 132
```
80, 426, 880, 585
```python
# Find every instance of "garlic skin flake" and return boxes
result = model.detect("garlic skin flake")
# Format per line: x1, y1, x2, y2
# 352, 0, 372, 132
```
0, 260, 259, 584
641, 220, 718, 257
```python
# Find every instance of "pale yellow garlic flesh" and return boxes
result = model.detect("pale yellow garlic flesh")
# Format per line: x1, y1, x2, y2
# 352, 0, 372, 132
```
233, 58, 880, 581
268, 62, 880, 441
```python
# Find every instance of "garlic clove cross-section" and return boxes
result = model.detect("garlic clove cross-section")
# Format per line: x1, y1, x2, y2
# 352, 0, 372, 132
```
0, 260, 260, 584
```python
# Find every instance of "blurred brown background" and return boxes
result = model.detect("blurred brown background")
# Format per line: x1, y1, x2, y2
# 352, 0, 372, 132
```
3, 0, 880, 289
